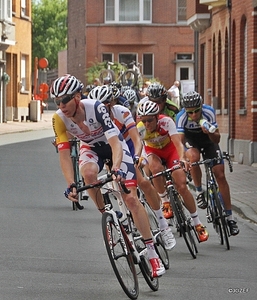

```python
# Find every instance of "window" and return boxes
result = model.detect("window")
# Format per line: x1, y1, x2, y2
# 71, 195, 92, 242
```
105, 0, 151, 23
180, 68, 189, 80
118, 53, 137, 66
0, 0, 12, 21
102, 53, 113, 63
177, 53, 192, 61
21, 0, 29, 17
21, 54, 29, 92
143, 53, 153, 77
177, 0, 187, 23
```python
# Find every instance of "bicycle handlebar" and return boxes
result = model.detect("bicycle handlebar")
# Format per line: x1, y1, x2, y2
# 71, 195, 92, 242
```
191, 152, 233, 173
77, 174, 130, 194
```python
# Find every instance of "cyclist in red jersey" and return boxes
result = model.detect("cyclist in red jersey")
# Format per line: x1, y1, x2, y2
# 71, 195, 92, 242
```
137, 100, 209, 243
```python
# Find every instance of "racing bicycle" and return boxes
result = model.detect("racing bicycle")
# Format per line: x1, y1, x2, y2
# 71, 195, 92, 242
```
191, 151, 233, 250
77, 173, 166, 299
145, 164, 198, 259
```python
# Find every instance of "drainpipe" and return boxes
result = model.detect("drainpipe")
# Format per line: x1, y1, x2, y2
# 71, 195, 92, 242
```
194, 31, 199, 92
227, 0, 232, 153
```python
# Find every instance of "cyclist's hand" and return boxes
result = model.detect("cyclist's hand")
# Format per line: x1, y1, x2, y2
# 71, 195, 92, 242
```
133, 155, 148, 169
180, 159, 190, 172
64, 183, 78, 202
111, 168, 126, 182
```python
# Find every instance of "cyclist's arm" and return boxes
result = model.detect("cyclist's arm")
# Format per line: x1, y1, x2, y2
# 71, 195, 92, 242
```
52, 113, 74, 186
206, 128, 220, 144
127, 126, 143, 157
108, 135, 123, 170
170, 133, 187, 161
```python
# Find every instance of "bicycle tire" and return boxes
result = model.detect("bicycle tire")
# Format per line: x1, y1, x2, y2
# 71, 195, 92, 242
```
102, 212, 139, 299
212, 186, 230, 250
142, 200, 169, 269
169, 189, 197, 259
154, 234, 169, 270
99, 69, 116, 84
121, 69, 138, 87
138, 255, 159, 291
71, 152, 84, 211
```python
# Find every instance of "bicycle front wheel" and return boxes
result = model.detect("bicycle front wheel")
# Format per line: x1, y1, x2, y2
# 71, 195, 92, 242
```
169, 190, 197, 259
143, 201, 169, 269
102, 212, 139, 299
212, 187, 230, 250
139, 255, 159, 291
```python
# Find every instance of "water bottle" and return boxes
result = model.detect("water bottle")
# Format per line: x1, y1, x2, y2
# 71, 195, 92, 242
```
199, 119, 216, 133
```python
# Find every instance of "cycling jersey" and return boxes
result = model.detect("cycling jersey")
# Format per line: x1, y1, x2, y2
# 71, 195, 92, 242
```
52, 99, 136, 182
111, 105, 136, 156
176, 104, 217, 144
137, 114, 179, 168
176, 104, 221, 164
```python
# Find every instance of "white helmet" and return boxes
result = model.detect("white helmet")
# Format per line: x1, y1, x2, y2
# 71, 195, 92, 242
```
123, 89, 137, 104
88, 85, 113, 102
50, 74, 81, 98
137, 100, 159, 116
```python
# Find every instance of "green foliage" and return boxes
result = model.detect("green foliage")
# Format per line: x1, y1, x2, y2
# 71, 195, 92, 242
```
32, 0, 67, 69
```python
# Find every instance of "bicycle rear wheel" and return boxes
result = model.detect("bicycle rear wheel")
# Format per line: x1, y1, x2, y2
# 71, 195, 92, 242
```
169, 190, 197, 259
102, 212, 139, 299
122, 69, 138, 87
99, 69, 116, 84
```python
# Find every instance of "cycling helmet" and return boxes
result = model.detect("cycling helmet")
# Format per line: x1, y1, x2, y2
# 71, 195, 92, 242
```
123, 89, 137, 104
88, 85, 113, 103
182, 91, 203, 108
121, 85, 131, 94
110, 84, 121, 99
137, 100, 159, 116
50, 74, 81, 98
146, 82, 167, 99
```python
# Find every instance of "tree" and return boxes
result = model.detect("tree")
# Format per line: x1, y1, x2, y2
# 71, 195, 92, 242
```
32, 0, 67, 69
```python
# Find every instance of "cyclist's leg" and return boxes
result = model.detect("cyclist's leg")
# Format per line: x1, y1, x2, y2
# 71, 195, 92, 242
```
79, 146, 105, 212
136, 167, 176, 250
121, 147, 165, 277
172, 167, 209, 242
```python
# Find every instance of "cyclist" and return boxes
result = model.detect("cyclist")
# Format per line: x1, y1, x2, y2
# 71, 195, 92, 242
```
123, 88, 139, 121
137, 100, 209, 243
176, 91, 239, 236
138, 83, 179, 218
88, 85, 176, 250
50, 74, 166, 277
146, 82, 180, 122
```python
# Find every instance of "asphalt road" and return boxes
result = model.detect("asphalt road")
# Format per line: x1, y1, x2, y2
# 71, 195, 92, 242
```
0, 134, 256, 300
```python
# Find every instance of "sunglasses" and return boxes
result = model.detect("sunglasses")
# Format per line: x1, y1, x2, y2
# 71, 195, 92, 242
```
141, 117, 155, 124
186, 107, 201, 115
54, 94, 75, 106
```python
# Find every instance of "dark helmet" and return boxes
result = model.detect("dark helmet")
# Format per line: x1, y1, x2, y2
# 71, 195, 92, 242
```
146, 82, 167, 99
182, 91, 203, 108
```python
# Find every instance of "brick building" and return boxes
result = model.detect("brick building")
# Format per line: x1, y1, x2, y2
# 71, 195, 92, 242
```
187, 0, 257, 165
67, 0, 195, 94
0, 0, 32, 123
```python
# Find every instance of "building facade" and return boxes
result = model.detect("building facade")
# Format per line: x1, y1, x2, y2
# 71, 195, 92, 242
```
187, 0, 257, 165
67, 0, 195, 93
0, 0, 32, 123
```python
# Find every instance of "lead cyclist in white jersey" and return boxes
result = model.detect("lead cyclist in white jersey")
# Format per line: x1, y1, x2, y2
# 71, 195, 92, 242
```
50, 74, 165, 278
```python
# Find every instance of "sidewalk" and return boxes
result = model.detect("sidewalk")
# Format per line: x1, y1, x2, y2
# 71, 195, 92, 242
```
0, 111, 257, 224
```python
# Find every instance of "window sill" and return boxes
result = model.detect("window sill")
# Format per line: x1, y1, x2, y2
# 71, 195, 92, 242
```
20, 90, 29, 95
237, 109, 247, 115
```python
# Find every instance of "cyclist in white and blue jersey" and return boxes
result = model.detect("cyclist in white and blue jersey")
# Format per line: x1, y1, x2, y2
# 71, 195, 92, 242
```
176, 91, 239, 236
